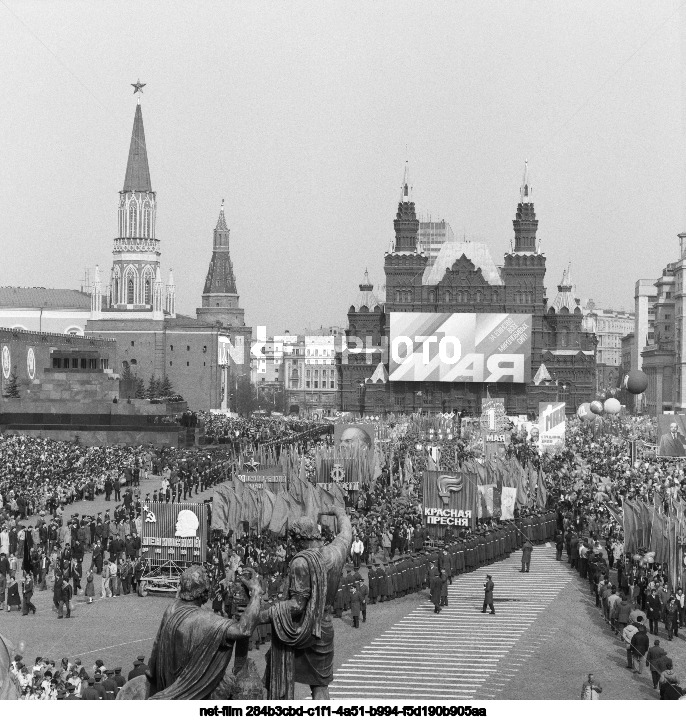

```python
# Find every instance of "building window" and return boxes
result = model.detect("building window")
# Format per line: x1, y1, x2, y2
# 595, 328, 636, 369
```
306, 381, 311, 388
444, 290, 451, 303
53, 358, 61, 369
89, 359, 97, 369
187, 361, 189, 366
330, 381, 335, 388
130, 340, 135, 347
203, 346, 207, 353
143, 207, 151, 237
170, 361, 172, 366
170, 345, 173, 351
80, 358, 87, 369
144, 279, 151, 304
127, 278, 134, 304
187, 345, 190, 351
71, 358, 79, 369
129, 203, 137, 235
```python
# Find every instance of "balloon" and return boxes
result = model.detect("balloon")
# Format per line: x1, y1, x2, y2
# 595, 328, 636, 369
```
623, 369, 649, 395
604, 398, 621, 415
577, 402, 596, 421
590, 400, 604, 415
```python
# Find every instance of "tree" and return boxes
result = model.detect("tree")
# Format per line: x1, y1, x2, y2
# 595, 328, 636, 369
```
235, 375, 256, 416
134, 376, 146, 399
3, 366, 20, 399
159, 375, 174, 398
146, 374, 161, 399
257, 385, 286, 414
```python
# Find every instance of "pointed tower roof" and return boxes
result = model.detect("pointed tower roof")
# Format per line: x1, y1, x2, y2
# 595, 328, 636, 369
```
352, 269, 382, 311
512, 160, 538, 253
216, 199, 229, 231
393, 162, 420, 252
203, 201, 238, 295
520, 159, 532, 204
547, 264, 579, 312
401, 160, 410, 201
123, 104, 152, 192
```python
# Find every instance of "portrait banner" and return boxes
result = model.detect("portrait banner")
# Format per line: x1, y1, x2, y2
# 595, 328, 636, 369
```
657, 414, 686, 458
142, 501, 207, 566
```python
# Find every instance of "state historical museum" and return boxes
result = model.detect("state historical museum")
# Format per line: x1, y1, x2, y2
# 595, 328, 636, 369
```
339, 166, 597, 416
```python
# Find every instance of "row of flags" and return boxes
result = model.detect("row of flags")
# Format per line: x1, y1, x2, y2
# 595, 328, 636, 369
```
211, 473, 346, 537
623, 496, 686, 584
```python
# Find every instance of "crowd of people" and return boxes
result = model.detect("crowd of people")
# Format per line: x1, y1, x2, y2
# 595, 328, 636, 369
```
8, 654, 150, 699
3, 408, 686, 699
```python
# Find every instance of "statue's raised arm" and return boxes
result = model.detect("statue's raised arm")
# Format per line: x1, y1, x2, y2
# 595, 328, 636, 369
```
265, 506, 353, 701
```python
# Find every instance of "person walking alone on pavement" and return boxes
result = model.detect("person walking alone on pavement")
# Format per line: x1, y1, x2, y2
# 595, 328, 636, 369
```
350, 584, 361, 628
580, 673, 602, 699
430, 570, 442, 614
482, 574, 495, 614
521, 539, 533, 573
21, 572, 36, 615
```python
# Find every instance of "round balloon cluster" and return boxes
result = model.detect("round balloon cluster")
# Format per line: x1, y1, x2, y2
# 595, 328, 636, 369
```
576, 369, 648, 422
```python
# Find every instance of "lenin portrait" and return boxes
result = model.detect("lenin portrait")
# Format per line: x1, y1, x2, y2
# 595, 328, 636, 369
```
657, 415, 686, 458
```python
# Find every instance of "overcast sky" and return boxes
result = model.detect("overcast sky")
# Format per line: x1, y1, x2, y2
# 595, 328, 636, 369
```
0, 1, 684, 335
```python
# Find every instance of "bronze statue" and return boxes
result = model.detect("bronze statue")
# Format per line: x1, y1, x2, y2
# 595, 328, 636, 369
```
118, 564, 262, 700
263, 505, 352, 700
0, 633, 19, 700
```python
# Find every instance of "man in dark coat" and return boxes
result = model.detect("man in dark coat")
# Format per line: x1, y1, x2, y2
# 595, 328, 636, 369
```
81, 678, 101, 700
646, 589, 662, 635
646, 639, 668, 689
521, 539, 533, 573
358, 579, 368, 622
482, 574, 495, 614
57, 577, 72, 619
113, 667, 126, 690
555, 531, 564, 561
439, 569, 449, 607
103, 669, 119, 700
630, 626, 650, 674
430, 570, 442, 614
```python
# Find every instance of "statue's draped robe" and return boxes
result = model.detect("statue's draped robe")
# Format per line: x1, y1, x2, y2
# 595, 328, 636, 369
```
148, 600, 239, 700
268, 547, 339, 698
0, 633, 19, 700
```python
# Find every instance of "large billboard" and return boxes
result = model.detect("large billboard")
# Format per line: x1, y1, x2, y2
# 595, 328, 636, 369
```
389, 313, 531, 383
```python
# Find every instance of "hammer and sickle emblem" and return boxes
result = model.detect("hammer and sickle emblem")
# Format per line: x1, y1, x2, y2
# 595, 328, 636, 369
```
331, 464, 345, 483
436, 474, 463, 506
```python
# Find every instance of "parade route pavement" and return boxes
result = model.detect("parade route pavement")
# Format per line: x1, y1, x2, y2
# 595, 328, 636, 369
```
4, 491, 686, 701
329, 546, 686, 701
